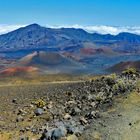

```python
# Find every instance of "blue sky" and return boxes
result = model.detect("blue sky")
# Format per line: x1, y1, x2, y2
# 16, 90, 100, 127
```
0, 0, 140, 26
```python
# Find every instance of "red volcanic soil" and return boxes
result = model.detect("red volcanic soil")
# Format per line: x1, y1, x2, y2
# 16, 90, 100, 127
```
80, 47, 115, 55
0, 66, 39, 76
80, 48, 96, 55
108, 61, 140, 72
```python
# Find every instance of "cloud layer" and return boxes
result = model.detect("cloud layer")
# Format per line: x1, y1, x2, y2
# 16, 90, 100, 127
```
0, 25, 26, 35
1, 24, 140, 35
50, 25, 140, 35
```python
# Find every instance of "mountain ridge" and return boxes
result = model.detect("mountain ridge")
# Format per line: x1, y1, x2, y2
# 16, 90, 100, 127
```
0, 24, 140, 53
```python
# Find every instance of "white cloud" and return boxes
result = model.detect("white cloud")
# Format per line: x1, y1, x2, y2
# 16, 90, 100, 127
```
0, 24, 26, 35
1, 24, 140, 35
48, 24, 140, 35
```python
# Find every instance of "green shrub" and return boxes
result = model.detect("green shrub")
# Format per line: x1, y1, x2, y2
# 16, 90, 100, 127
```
35, 99, 46, 108
112, 79, 125, 91
122, 68, 138, 76
104, 74, 117, 86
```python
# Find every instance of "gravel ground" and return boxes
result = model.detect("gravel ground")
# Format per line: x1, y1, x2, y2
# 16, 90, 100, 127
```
0, 73, 139, 140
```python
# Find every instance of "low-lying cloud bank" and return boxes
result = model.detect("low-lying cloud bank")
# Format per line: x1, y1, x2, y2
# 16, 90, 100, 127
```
0, 25, 26, 35
0, 24, 140, 35
50, 25, 140, 35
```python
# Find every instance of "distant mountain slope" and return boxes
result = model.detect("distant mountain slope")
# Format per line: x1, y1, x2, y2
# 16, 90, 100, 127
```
0, 24, 140, 53
108, 61, 140, 72
0, 24, 87, 52
80, 47, 117, 55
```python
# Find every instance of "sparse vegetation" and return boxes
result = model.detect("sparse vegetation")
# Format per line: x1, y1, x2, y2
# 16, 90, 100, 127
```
34, 99, 46, 108
122, 67, 139, 76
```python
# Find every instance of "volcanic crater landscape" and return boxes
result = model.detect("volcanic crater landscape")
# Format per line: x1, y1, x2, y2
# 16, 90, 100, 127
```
0, 24, 140, 140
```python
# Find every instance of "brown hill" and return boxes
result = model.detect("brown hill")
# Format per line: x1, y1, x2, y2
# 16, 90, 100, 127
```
108, 60, 140, 72
18, 51, 79, 68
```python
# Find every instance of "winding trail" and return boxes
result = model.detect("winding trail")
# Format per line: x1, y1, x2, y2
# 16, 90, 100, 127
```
96, 92, 140, 140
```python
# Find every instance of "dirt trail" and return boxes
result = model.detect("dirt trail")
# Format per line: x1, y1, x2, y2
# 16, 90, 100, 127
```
117, 92, 140, 140
0, 80, 84, 87
95, 92, 140, 140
